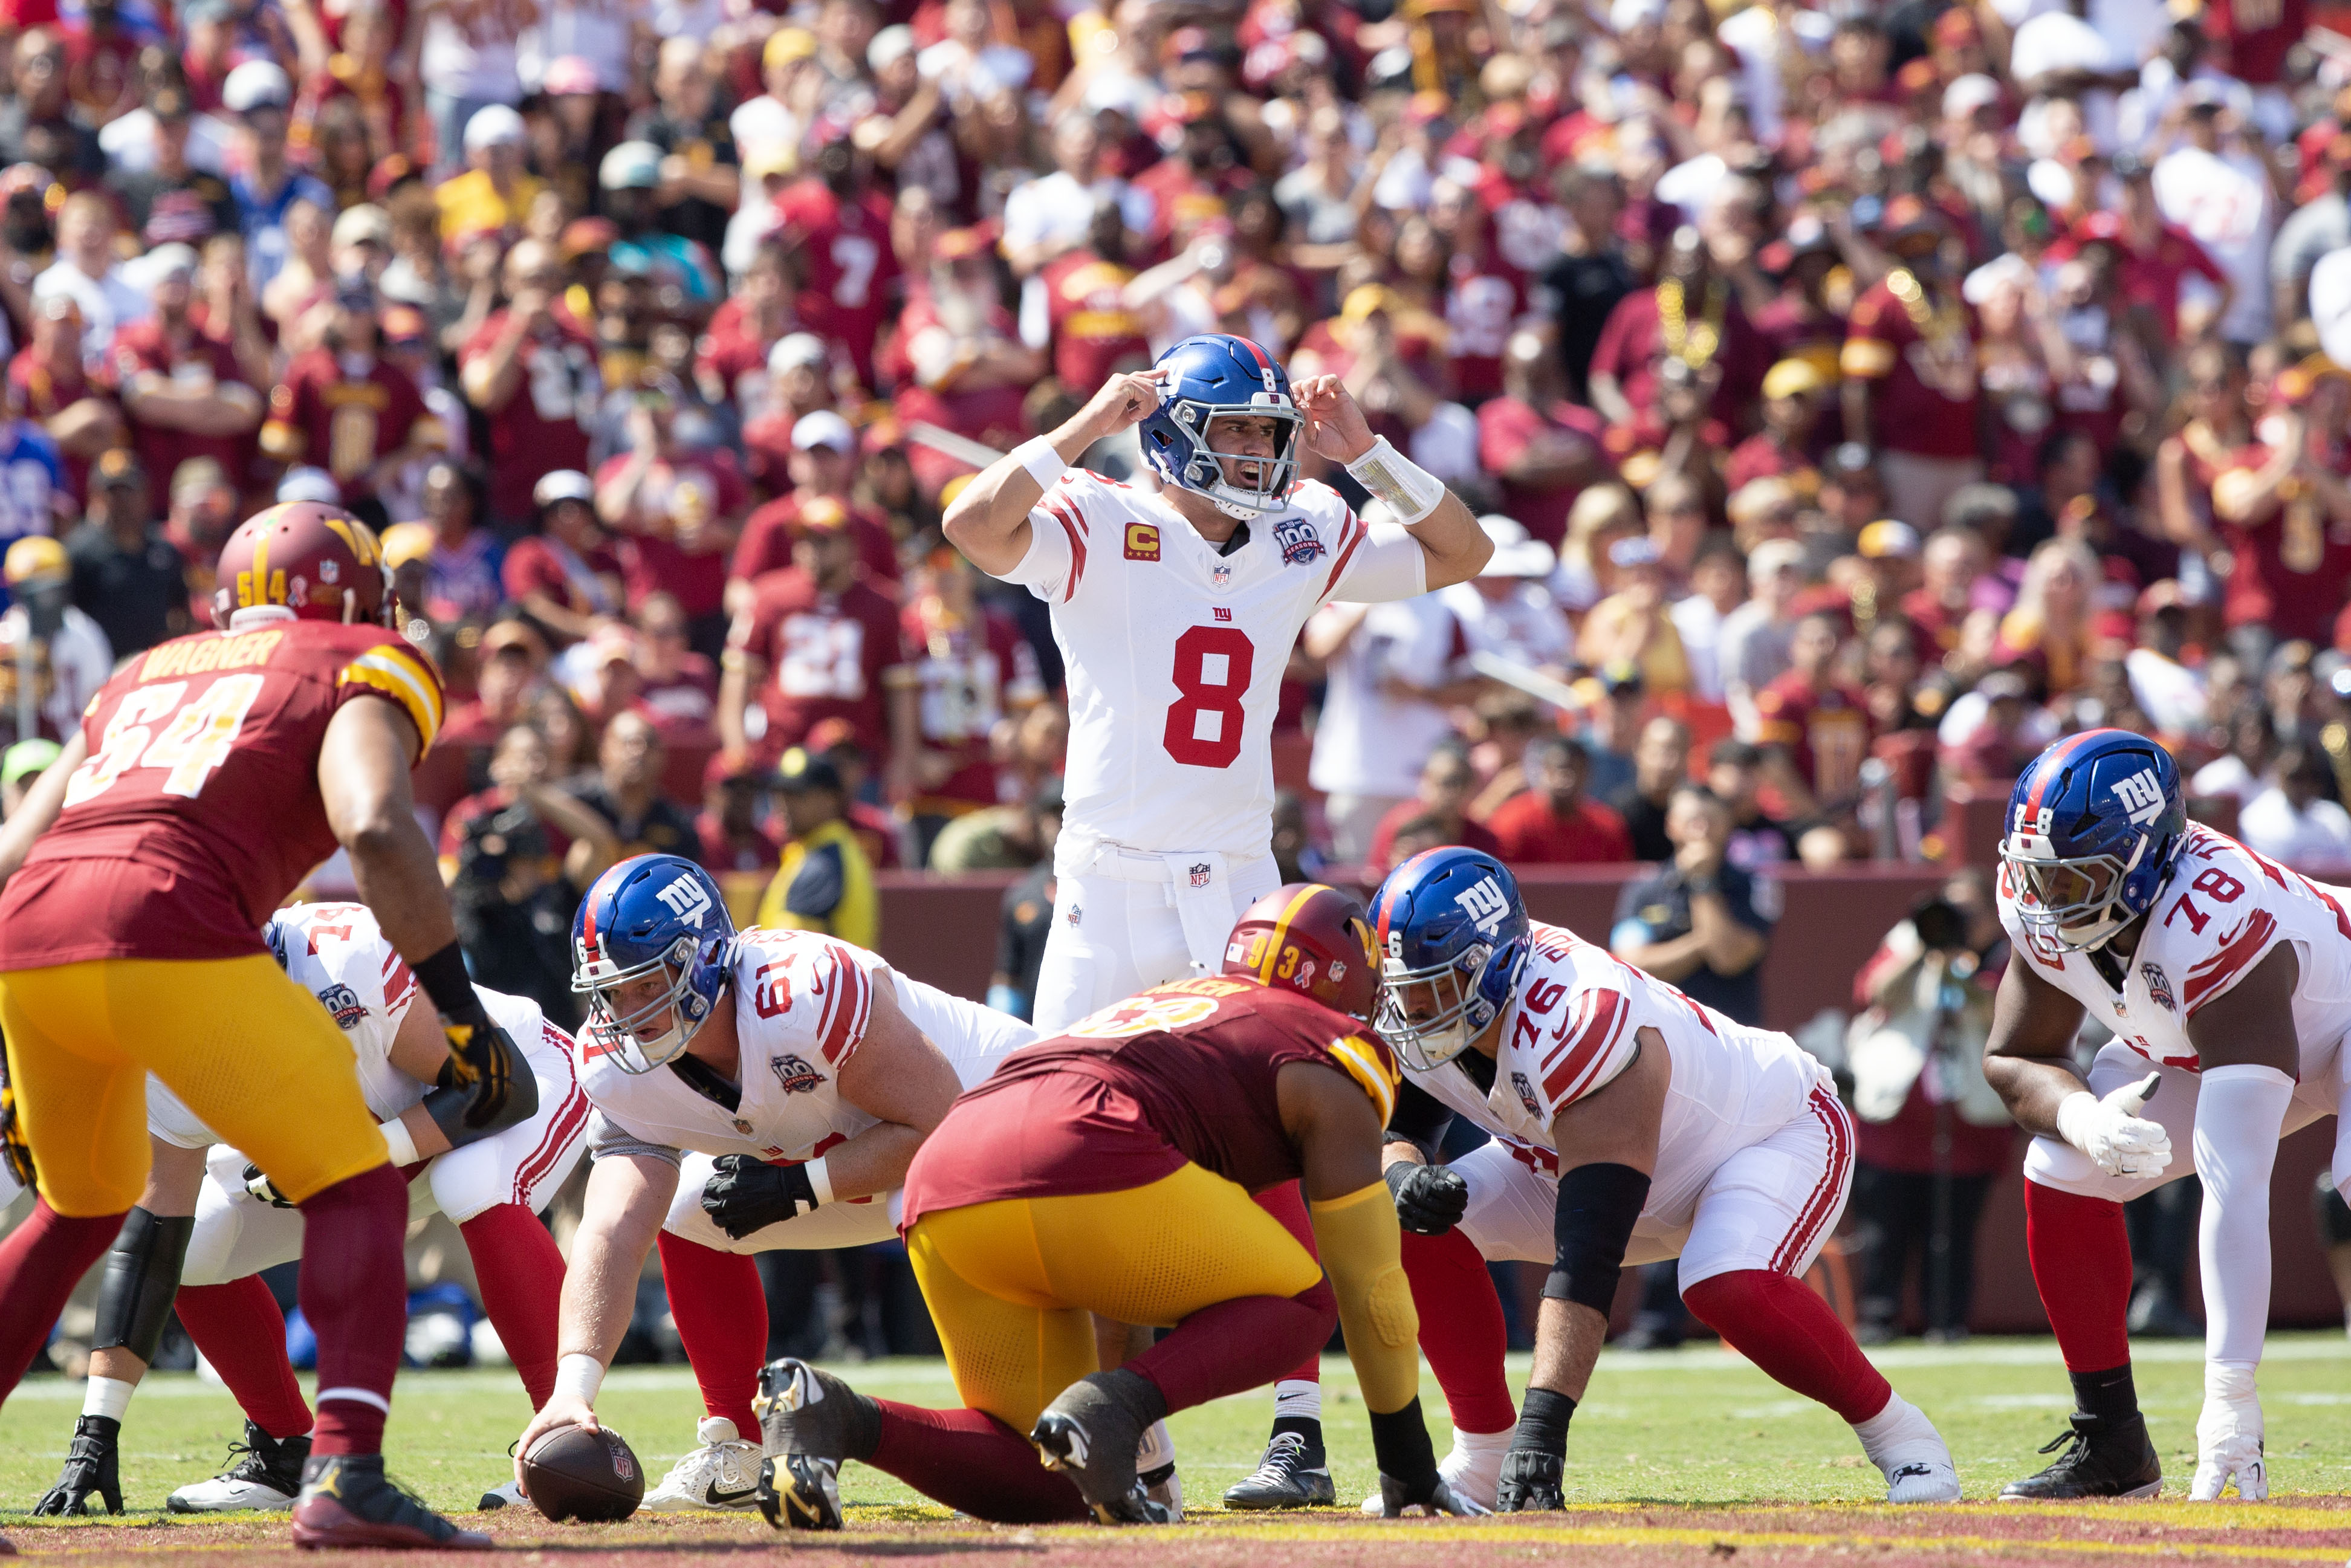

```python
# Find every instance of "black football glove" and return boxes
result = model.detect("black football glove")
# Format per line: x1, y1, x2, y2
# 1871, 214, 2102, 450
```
702, 1156, 823, 1240
1384, 1160, 1470, 1235
1495, 1448, 1566, 1512
244, 1161, 297, 1209
0, 1031, 34, 1191
1376, 1470, 1490, 1517
35, 1415, 123, 1515
439, 1016, 519, 1131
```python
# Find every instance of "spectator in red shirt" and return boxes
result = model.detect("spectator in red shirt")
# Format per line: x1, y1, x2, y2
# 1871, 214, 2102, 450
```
728, 409, 900, 616
892, 225, 1045, 499
1587, 221, 1772, 449
1486, 733, 1635, 864
1036, 202, 1154, 394
698, 238, 799, 424
501, 468, 623, 646
771, 132, 901, 387
459, 238, 605, 526
1477, 328, 1607, 547
105, 244, 261, 506
1841, 198, 1982, 531
1367, 743, 1504, 871
595, 392, 748, 655
697, 752, 783, 875
1725, 358, 1829, 497
1751, 610, 1876, 818
10, 292, 119, 508
718, 504, 907, 770
258, 279, 441, 526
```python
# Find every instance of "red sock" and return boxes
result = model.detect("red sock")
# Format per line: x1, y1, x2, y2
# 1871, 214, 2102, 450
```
460, 1205, 565, 1410
658, 1231, 766, 1435
0, 1200, 122, 1402
1682, 1269, 1892, 1425
2025, 1181, 2133, 1373
176, 1278, 314, 1440
1128, 1283, 1335, 1414
870, 1400, 1089, 1523
1404, 1228, 1514, 1434
1254, 1181, 1324, 1385
295, 1164, 407, 1456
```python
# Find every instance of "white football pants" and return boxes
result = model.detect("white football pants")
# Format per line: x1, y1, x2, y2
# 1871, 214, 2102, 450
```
1031, 844, 1282, 1034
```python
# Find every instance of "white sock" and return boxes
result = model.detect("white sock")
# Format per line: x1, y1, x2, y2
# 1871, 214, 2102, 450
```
1851, 1393, 1930, 1460
1273, 1380, 1321, 1425
82, 1375, 135, 1423
2194, 1063, 2295, 1367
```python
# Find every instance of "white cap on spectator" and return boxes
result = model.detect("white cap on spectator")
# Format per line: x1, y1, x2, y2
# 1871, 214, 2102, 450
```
1477, 515, 1557, 578
1610, 0, 1666, 29
1962, 250, 2032, 306
331, 204, 393, 250
278, 466, 342, 504
130, 242, 197, 290
792, 410, 857, 453
869, 24, 916, 71
464, 104, 527, 151
534, 470, 594, 507
1748, 537, 1805, 582
2314, 247, 2351, 369
600, 141, 664, 190
1942, 73, 2000, 120
770, 332, 829, 374
222, 60, 291, 113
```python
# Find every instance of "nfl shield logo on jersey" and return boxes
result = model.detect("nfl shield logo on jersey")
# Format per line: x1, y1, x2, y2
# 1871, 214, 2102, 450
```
1190, 863, 1212, 889
316, 983, 368, 1031
1211, 562, 1233, 591
1272, 516, 1325, 566
771, 1054, 825, 1094
1511, 1071, 1542, 1119
2142, 962, 2175, 1011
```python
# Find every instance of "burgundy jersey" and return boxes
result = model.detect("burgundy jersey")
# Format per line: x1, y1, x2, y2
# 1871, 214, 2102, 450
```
901, 978, 1399, 1225
0, 620, 444, 968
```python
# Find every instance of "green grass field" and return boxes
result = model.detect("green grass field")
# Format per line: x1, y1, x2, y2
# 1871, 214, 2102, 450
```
7, 1333, 2351, 1564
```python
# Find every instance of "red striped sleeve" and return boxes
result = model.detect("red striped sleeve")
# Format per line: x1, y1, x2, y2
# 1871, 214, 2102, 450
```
381, 954, 417, 1017
1318, 515, 1366, 603
2182, 909, 2277, 1016
1045, 498, 1089, 602
1541, 988, 1626, 1105
819, 948, 874, 1064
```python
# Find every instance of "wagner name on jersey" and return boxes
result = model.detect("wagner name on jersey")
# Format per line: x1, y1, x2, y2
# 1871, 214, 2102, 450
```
997, 468, 1429, 866
1404, 920, 1828, 1246
1997, 823, 2351, 1083
577, 926, 1036, 1169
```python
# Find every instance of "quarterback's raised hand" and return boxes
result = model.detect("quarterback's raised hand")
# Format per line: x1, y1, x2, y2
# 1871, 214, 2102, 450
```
1384, 1159, 1468, 1235
1292, 374, 1375, 464
1072, 368, 1165, 443
1495, 1448, 1566, 1512
702, 1155, 824, 1239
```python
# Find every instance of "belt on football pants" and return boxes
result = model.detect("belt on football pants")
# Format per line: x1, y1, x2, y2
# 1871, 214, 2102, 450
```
1077, 843, 1243, 978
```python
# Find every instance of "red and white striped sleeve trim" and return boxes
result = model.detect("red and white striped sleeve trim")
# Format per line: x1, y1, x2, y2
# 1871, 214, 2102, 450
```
2182, 908, 2278, 1017
811, 943, 876, 1065
380, 949, 418, 1020
1537, 986, 1634, 1110
1042, 491, 1090, 604
1317, 513, 1367, 604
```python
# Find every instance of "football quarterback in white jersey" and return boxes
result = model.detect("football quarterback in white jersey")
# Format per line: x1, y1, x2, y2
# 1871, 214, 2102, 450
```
1986, 730, 2351, 1503
1366, 848, 1960, 1511
33, 901, 585, 1517
511, 855, 1040, 1515
942, 332, 1492, 1031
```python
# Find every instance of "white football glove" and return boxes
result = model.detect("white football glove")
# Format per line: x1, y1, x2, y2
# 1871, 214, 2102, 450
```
2191, 1365, 2266, 1501
2055, 1072, 2172, 1178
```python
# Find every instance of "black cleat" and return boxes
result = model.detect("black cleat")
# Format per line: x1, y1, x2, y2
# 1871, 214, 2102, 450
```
2000, 1413, 2162, 1500
290, 1454, 489, 1550
35, 1415, 123, 1516
752, 1358, 880, 1532
1222, 1433, 1335, 1510
167, 1421, 311, 1512
1030, 1370, 1174, 1526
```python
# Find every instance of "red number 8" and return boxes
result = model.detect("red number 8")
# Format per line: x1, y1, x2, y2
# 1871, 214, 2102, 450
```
2191, 867, 2245, 902
1162, 625, 1255, 769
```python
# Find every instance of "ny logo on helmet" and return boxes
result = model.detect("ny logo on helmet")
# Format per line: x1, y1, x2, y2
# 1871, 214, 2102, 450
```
1457, 876, 1510, 936
2110, 768, 2167, 827
655, 873, 713, 929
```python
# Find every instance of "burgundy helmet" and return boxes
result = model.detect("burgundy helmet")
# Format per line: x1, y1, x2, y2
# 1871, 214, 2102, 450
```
213, 501, 392, 627
1222, 882, 1381, 1024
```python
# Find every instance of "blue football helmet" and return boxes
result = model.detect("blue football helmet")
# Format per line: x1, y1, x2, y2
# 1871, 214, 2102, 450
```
2002, 728, 2186, 952
1138, 333, 1301, 519
571, 854, 735, 1073
1369, 846, 1531, 1072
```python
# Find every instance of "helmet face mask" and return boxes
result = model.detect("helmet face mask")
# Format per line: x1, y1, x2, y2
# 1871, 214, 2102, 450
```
2001, 729, 2184, 954
1140, 334, 1303, 520
1169, 401, 1300, 517
574, 936, 713, 1074
2004, 844, 2134, 950
1368, 847, 1532, 1074
570, 854, 735, 1074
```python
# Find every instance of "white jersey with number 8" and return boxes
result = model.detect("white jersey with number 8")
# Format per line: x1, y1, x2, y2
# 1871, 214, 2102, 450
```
1000, 468, 1428, 865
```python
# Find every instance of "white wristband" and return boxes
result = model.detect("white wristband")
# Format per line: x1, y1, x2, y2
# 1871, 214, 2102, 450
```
1012, 436, 1066, 494
805, 1156, 834, 1207
553, 1353, 605, 1406
1344, 435, 1448, 525
2054, 1091, 2097, 1154
379, 1118, 420, 1168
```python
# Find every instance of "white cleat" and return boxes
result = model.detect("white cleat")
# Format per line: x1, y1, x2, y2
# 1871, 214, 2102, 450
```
1363, 1426, 1513, 1514
165, 1423, 308, 1514
476, 1480, 527, 1510
1856, 1395, 1964, 1503
640, 1416, 767, 1512
2191, 1369, 2266, 1501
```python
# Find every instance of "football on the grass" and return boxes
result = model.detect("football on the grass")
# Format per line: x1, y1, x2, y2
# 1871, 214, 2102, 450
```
520, 1423, 644, 1522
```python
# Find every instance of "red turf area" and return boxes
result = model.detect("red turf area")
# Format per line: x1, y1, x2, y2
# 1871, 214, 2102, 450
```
10, 1499, 2351, 1567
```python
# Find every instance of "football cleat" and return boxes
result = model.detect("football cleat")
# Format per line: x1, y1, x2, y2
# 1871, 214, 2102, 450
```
1223, 1432, 1335, 1510
289, 1453, 489, 1550
1030, 1370, 1175, 1525
475, 1480, 525, 1511
753, 1359, 880, 1532
1856, 1395, 1963, 1503
2191, 1372, 2266, 1501
168, 1422, 311, 1513
34, 1414, 123, 1515
640, 1416, 764, 1512
2000, 1413, 2162, 1500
